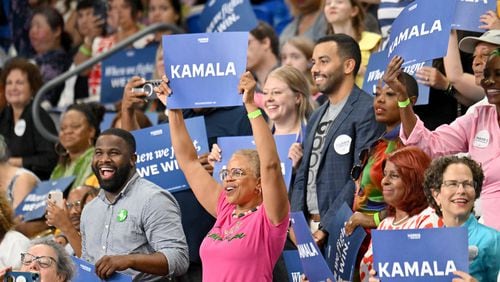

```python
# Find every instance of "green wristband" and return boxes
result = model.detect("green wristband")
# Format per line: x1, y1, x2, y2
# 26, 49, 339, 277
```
247, 109, 262, 119
398, 98, 411, 108
373, 212, 381, 226
79, 45, 92, 56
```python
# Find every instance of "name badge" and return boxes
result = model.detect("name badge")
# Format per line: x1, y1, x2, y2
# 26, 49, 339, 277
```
14, 119, 26, 137
472, 130, 489, 148
334, 134, 352, 155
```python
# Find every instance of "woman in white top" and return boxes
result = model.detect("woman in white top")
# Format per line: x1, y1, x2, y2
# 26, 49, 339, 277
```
0, 193, 30, 269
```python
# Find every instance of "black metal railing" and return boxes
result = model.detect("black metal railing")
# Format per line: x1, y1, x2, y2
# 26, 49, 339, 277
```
32, 23, 183, 143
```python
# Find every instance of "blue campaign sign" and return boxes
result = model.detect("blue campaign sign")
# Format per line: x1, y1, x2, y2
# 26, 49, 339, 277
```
325, 203, 366, 281
15, 176, 75, 222
100, 112, 116, 131
372, 227, 468, 282
72, 256, 132, 282
290, 211, 335, 282
145, 112, 159, 125
101, 46, 157, 104
453, 0, 496, 32
100, 112, 159, 131
212, 134, 296, 191
162, 32, 248, 109
198, 0, 258, 33
386, 0, 457, 63
131, 117, 209, 193
363, 50, 431, 105
283, 250, 304, 282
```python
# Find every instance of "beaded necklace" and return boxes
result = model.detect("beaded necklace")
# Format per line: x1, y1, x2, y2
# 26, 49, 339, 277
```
232, 205, 260, 219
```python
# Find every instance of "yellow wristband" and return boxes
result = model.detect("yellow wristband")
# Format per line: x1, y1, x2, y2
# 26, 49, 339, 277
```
247, 109, 262, 119
79, 45, 92, 56
397, 98, 411, 108
373, 212, 381, 226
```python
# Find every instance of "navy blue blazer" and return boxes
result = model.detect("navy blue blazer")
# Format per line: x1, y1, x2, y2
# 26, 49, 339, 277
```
290, 85, 384, 232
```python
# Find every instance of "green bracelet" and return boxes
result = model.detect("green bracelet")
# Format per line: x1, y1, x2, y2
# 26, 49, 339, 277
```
247, 109, 262, 119
373, 212, 381, 226
79, 45, 92, 56
398, 98, 411, 108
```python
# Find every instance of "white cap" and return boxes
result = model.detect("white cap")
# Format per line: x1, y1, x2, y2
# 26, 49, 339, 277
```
459, 30, 500, 54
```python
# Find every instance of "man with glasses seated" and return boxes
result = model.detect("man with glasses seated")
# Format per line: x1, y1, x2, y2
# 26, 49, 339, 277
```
45, 185, 98, 257
0, 238, 75, 282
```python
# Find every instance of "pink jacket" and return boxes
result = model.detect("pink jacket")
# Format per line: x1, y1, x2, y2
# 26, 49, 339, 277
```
401, 105, 500, 230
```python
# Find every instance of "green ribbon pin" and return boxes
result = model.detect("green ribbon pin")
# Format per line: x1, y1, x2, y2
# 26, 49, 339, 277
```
117, 209, 128, 222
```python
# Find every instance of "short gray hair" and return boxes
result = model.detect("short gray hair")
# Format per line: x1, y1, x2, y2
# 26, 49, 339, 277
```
30, 238, 75, 281
233, 149, 260, 178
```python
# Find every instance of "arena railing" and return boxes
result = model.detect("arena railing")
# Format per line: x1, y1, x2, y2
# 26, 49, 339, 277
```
32, 23, 183, 143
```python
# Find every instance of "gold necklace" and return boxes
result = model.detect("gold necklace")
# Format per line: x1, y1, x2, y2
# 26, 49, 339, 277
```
392, 215, 410, 226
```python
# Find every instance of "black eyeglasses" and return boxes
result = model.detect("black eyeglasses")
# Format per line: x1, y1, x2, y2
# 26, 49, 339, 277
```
21, 253, 57, 268
350, 148, 369, 181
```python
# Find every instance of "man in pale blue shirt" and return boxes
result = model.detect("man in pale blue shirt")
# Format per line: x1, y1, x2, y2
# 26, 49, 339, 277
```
80, 128, 189, 281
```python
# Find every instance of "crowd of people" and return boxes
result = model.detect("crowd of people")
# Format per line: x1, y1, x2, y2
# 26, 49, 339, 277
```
0, 0, 499, 281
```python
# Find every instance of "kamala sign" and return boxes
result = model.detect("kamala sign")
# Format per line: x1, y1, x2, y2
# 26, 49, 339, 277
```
386, 0, 457, 63
162, 32, 248, 109
372, 227, 468, 281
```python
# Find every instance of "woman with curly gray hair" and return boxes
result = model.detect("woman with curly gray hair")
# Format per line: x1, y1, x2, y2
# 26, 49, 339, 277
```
0, 238, 75, 282
423, 155, 499, 282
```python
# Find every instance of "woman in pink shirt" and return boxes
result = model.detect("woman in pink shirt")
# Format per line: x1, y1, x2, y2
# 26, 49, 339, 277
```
164, 72, 290, 282
383, 52, 500, 230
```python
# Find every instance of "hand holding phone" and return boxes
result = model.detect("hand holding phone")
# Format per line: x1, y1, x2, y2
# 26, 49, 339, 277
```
3, 271, 40, 282
47, 190, 64, 209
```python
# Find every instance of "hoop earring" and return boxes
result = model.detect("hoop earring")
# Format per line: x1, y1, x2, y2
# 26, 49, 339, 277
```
55, 142, 68, 157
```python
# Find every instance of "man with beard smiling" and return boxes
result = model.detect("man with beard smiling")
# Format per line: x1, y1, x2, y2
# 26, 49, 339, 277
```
80, 128, 189, 281
290, 34, 383, 248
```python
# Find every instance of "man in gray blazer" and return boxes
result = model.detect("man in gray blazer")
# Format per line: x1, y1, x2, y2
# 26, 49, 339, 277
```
290, 34, 384, 247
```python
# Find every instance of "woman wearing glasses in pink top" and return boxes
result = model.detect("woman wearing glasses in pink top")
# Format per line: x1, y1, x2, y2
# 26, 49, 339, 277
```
163, 72, 290, 282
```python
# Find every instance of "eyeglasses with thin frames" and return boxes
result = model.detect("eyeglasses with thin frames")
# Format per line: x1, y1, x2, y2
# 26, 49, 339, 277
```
219, 168, 247, 181
66, 200, 82, 210
21, 253, 57, 268
441, 180, 476, 191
